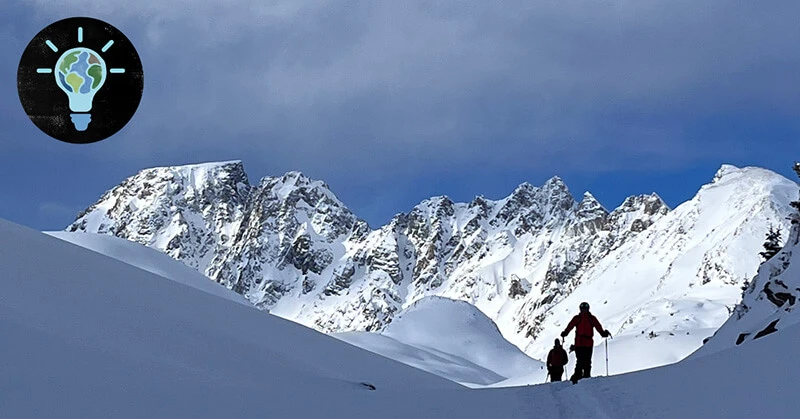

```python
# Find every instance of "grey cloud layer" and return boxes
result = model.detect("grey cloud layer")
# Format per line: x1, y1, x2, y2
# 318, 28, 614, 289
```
23, 0, 800, 177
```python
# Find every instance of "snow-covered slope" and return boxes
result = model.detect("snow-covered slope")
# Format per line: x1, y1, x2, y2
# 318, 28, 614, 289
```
690, 176, 800, 359
3, 214, 800, 418
45, 230, 250, 306
66, 161, 798, 377
45, 230, 541, 387
0, 216, 468, 417
335, 296, 545, 387
572, 318, 800, 419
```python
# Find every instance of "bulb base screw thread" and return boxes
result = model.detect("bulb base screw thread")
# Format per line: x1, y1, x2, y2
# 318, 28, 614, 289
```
70, 113, 91, 131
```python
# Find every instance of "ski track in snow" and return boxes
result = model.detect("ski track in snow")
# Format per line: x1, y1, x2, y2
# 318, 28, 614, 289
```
573, 383, 613, 419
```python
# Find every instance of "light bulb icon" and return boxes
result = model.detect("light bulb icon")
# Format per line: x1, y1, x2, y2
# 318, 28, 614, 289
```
19, 17, 143, 144
31, 26, 127, 132
55, 47, 107, 131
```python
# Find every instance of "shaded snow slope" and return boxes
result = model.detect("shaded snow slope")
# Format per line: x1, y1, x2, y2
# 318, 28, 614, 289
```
335, 297, 545, 387
45, 231, 250, 306
384, 297, 545, 381
0, 217, 470, 417
334, 332, 509, 387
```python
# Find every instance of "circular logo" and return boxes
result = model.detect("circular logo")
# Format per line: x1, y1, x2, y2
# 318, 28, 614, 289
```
17, 17, 144, 144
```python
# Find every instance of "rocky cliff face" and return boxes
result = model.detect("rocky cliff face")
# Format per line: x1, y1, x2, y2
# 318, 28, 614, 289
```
68, 161, 250, 274
67, 161, 796, 359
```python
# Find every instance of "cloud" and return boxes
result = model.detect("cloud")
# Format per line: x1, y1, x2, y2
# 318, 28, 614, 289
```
16, 1, 800, 180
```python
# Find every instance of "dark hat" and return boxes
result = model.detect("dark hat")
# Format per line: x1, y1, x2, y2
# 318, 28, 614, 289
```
580, 302, 590, 311
554, 338, 561, 346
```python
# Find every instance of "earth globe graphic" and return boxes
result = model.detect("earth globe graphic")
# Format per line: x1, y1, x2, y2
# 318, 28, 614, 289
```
55, 47, 107, 131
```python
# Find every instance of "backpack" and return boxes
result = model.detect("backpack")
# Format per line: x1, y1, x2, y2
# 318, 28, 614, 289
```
576, 313, 595, 337
572, 312, 601, 347
547, 347, 568, 367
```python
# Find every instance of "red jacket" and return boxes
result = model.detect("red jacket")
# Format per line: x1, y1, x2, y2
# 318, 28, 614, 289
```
547, 347, 568, 368
562, 312, 605, 347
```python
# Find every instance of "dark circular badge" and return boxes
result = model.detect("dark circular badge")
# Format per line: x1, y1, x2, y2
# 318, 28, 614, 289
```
17, 17, 144, 144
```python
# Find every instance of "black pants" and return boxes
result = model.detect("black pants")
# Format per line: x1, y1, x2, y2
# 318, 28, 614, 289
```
549, 367, 564, 381
572, 346, 593, 379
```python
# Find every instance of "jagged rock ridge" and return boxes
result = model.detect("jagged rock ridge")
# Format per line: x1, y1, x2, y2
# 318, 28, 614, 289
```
67, 161, 797, 361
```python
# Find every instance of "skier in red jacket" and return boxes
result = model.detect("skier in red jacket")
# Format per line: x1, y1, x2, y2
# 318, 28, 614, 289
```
561, 302, 611, 383
546, 338, 569, 381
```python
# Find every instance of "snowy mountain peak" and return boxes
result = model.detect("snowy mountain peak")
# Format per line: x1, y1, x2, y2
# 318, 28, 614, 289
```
713, 164, 743, 182
269, 170, 321, 188
469, 195, 490, 208
709, 164, 795, 190
67, 162, 367, 306
139, 159, 247, 184
502, 177, 577, 222
136, 160, 250, 190
607, 193, 670, 236
413, 196, 456, 219
614, 193, 668, 213
259, 171, 335, 200
176, 159, 244, 171
258, 171, 344, 207
141, 159, 245, 173
543, 175, 568, 190
645, 192, 668, 208
507, 176, 571, 200
574, 193, 609, 232
539, 176, 577, 209
509, 182, 537, 200
578, 192, 608, 214
67, 161, 252, 271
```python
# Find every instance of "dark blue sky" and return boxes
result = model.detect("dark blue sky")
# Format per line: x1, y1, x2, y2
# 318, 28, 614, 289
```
1, 1, 799, 231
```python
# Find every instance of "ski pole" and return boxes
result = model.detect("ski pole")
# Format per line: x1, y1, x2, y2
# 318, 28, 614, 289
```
605, 338, 609, 376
